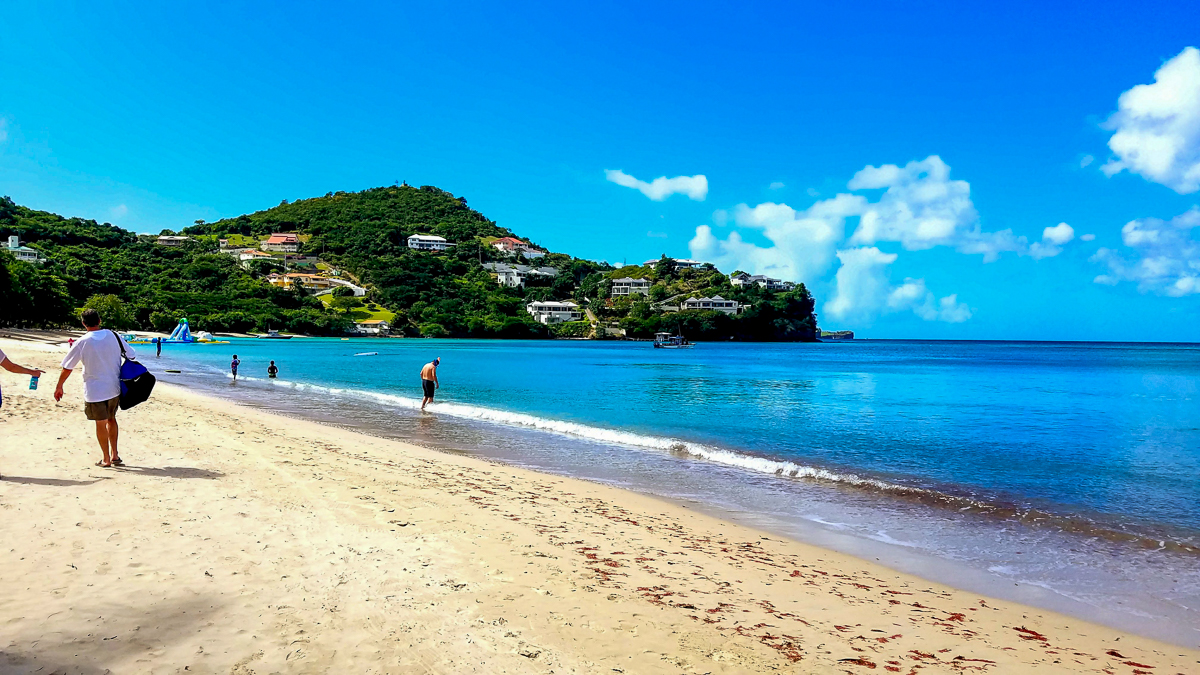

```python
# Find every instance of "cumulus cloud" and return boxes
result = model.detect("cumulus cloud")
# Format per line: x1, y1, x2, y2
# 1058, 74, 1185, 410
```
1080, 154, 1094, 168
1101, 46, 1200, 194
1028, 222, 1075, 259
689, 155, 1075, 325
605, 169, 708, 201
846, 156, 979, 250
825, 247, 970, 323
689, 193, 861, 285
1091, 207, 1200, 295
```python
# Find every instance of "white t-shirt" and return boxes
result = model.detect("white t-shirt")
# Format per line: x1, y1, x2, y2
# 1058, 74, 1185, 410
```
0, 346, 7, 363
61, 330, 137, 403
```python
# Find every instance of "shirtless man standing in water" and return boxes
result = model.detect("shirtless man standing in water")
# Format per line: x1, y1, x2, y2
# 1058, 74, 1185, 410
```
420, 357, 440, 410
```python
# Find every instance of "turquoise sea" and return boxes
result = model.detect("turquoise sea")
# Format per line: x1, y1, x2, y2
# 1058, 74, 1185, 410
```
152, 338, 1200, 645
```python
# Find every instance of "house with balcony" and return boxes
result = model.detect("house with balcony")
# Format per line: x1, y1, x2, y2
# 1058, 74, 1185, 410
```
5, 236, 44, 264
526, 300, 583, 324
407, 234, 453, 252
642, 257, 708, 269
156, 235, 191, 247
492, 237, 546, 259
730, 272, 795, 291
610, 277, 652, 296
261, 233, 300, 253
482, 262, 558, 288
681, 295, 740, 315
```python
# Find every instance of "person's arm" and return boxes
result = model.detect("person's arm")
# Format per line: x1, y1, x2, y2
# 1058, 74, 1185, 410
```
54, 368, 73, 402
433, 368, 439, 389
0, 357, 44, 378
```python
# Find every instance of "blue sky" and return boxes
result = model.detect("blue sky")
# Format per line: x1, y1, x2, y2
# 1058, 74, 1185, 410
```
2, 1, 1198, 340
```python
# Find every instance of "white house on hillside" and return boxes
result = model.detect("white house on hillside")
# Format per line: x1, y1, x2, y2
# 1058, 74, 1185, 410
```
156, 235, 191, 247
407, 234, 453, 251
526, 300, 582, 324
682, 295, 740, 314
730, 272, 795, 291
642, 257, 707, 270
482, 262, 558, 288
5, 236, 44, 264
611, 277, 651, 296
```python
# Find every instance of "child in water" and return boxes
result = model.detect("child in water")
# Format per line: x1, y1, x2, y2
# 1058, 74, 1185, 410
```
231, 354, 240, 381
267, 361, 278, 378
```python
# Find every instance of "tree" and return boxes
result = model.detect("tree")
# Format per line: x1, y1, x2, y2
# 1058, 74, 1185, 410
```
332, 285, 356, 297
330, 296, 361, 313
82, 294, 136, 330
654, 255, 676, 279
648, 284, 669, 302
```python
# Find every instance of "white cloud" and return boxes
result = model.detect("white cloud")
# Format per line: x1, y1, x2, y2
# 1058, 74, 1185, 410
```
1080, 154, 1094, 168
605, 169, 708, 201
689, 155, 1076, 326
1080, 233, 1096, 242
1028, 222, 1075, 260
846, 156, 979, 251
769, 181, 785, 190
1042, 222, 1075, 245
1101, 46, 1200, 194
825, 247, 970, 323
689, 193, 861, 285
1091, 206, 1200, 295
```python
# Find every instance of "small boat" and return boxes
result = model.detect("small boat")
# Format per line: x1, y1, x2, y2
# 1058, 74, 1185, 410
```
653, 332, 694, 349
257, 329, 292, 340
353, 352, 378, 356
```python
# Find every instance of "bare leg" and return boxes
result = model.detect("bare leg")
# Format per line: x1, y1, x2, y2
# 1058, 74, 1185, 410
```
107, 417, 120, 464
94, 420, 112, 466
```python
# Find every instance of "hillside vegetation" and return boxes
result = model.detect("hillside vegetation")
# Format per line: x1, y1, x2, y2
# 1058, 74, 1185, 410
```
3, 186, 819, 341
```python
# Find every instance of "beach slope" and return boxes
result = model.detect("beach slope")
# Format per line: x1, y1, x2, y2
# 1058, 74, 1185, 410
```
1, 339, 1196, 674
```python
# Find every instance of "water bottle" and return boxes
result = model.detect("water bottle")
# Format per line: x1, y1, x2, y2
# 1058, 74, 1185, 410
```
29, 375, 39, 390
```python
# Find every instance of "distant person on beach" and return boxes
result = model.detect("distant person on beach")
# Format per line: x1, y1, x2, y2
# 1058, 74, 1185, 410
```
268, 361, 278, 378
231, 354, 240, 381
54, 309, 136, 468
420, 357, 440, 410
156, 338, 162, 357
67, 338, 75, 348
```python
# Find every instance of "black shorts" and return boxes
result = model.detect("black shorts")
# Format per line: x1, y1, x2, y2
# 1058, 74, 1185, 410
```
422, 379, 436, 398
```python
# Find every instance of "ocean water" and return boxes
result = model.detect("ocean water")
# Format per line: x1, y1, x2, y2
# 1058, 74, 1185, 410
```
151, 338, 1200, 645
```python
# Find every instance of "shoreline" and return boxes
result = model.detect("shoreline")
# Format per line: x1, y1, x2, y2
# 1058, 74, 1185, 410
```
2, 337, 1199, 672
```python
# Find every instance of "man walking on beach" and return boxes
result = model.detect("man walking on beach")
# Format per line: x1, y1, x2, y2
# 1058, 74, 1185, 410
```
54, 309, 136, 468
420, 357, 440, 410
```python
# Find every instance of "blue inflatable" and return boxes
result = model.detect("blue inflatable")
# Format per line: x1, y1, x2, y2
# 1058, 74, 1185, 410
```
163, 318, 195, 343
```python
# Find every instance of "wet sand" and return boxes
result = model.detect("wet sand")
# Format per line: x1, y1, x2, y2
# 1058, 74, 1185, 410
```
2, 337, 1197, 674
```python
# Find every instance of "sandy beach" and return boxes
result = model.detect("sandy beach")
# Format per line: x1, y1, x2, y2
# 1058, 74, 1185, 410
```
1, 336, 1197, 674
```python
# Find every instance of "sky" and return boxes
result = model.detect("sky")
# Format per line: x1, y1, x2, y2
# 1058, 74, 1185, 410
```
2, 1, 1198, 341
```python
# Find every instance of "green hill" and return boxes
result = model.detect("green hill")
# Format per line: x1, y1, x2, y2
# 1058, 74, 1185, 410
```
3, 186, 819, 341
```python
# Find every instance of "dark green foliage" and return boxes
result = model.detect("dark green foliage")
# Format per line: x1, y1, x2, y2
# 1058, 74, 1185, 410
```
183, 186, 591, 338
0, 197, 350, 334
